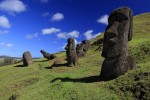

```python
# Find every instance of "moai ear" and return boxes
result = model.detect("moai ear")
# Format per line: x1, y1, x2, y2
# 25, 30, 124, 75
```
128, 9, 133, 41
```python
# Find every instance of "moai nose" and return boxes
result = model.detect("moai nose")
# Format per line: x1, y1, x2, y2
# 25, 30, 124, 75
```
106, 21, 119, 38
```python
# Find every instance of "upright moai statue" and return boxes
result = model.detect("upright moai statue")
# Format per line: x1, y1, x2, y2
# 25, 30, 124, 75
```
40, 50, 56, 60
76, 43, 85, 57
23, 51, 33, 66
100, 7, 136, 81
76, 39, 90, 57
65, 38, 78, 66
82, 40, 90, 53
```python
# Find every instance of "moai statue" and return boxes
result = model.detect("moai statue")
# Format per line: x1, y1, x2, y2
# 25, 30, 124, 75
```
100, 7, 136, 81
76, 43, 85, 57
76, 39, 91, 57
82, 39, 90, 53
40, 50, 56, 60
23, 51, 33, 66
65, 38, 78, 66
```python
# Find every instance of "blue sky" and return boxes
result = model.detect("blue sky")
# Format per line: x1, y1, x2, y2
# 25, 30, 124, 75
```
0, 0, 149, 57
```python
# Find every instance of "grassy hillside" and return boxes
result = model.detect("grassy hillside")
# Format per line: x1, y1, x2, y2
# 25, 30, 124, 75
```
0, 13, 150, 100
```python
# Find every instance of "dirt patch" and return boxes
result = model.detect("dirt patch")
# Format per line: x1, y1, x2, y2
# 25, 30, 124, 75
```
10, 78, 39, 91
132, 72, 150, 100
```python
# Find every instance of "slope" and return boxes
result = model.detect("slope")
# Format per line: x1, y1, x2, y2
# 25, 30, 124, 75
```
0, 13, 150, 100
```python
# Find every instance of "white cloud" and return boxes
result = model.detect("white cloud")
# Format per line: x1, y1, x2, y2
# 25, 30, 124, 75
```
57, 32, 67, 39
41, 28, 61, 35
51, 13, 64, 21
6, 43, 14, 48
0, 30, 9, 34
84, 30, 101, 40
25, 33, 38, 39
97, 14, 108, 25
41, 12, 49, 17
40, 0, 49, 3
57, 30, 80, 39
0, 42, 14, 48
0, 15, 11, 28
84, 30, 93, 40
68, 30, 79, 38
93, 32, 101, 38
0, 0, 26, 14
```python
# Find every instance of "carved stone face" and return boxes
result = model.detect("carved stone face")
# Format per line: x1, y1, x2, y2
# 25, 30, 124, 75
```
82, 40, 90, 51
102, 7, 133, 58
76, 44, 82, 53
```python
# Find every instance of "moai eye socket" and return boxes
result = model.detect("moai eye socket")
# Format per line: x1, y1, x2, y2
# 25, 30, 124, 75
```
117, 13, 128, 22
108, 13, 128, 24
108, 15, 116, 24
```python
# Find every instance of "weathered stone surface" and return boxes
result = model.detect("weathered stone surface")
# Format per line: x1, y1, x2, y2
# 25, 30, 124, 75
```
76, 39, 91, 57
40, 50, 56, 60
76, 43, 85, 57
100, 7, 136, 81
65, 38, 78, 66
23, 51, 33, 66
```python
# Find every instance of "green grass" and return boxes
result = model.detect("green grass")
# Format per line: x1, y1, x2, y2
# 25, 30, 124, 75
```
0, 13, 150, 100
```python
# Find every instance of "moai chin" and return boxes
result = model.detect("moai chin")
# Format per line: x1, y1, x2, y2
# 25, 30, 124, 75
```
65, 38, 78, 66
23, 51, 33, 66
100, 7, 136, 81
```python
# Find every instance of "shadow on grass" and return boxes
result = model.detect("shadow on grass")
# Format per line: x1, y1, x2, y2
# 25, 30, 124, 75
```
45, 63, 68, 69
45, 66, 53, 69
51, 63, 68, 67
14, 65, 26, 67
51, 75, 100, 83
34, 59, 49, 62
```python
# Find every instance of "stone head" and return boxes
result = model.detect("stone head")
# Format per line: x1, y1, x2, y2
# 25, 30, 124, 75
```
82, 39, 90, 51
40, 50, 45, 54
68, 38, 75, 49
102, 7, 133, 57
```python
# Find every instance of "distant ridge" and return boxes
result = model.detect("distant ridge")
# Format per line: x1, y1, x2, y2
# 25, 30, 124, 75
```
0, 55, 40, 59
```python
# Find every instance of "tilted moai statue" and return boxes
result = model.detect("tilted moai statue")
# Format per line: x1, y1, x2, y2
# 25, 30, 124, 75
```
40, 50, 56, 60
65, 38, 78, 66
23, 51, 33, 66
76, 39, 90, 57
100, 7, 136, 81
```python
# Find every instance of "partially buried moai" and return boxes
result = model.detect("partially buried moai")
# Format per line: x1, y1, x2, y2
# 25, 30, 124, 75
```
65, 38, 78, 66
76, 39, 90, 57
100, 7, 136, 81
40, 50, 56, 60
23, 51, 33, 66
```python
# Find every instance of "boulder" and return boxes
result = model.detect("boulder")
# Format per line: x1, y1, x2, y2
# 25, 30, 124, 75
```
23, 51, 33, 66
